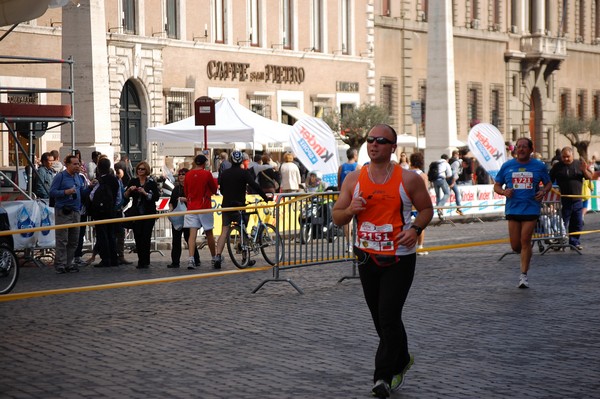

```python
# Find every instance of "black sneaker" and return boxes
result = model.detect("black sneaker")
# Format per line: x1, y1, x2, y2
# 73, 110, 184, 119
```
212, 255, 222, 269
167, 263, 180, 268
371, 379, 391, 398
67, 266, 80, 273
391, 354, 414, 391
55, 266, 67, 274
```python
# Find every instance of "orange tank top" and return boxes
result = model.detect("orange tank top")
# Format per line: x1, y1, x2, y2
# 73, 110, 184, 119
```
353, 164, 416, 256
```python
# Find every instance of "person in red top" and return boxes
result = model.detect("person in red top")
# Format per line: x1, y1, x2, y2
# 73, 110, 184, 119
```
333, 124, 433, 398
184, 154, 218, 269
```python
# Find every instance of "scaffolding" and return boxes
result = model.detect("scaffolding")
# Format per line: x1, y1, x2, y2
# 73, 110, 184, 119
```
0, 55, 75, 198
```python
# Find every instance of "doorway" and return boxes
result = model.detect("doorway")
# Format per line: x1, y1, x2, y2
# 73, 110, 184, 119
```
119, 80, 143, 165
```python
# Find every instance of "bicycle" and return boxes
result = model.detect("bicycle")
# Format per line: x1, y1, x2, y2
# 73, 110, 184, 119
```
0, 243, 19, 294
226, 200, 283, 269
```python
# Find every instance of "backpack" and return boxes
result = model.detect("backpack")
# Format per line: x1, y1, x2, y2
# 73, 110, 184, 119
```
88, 179, 115, 219
427, 162, 440, 182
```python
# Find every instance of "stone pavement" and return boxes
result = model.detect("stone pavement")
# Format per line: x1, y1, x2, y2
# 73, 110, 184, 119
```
1, 213, 599, 398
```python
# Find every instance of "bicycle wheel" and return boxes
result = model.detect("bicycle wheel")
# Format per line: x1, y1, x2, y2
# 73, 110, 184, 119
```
259, 223, 283, 265
226, 225, 251, 269
0, 245, 19, 295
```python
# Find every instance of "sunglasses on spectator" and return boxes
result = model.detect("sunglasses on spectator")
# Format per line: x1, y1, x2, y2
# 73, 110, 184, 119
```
178, 172, 186, 176
366, 136, 395, 145
137, 167, 146, 171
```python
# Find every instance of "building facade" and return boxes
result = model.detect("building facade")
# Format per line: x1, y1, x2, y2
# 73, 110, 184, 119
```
1, 0, 373, 168
375, 0, 600, 159
2, 0, 600, 170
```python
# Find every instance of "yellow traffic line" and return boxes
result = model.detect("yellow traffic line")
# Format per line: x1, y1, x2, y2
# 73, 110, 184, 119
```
0, 265, 271, 303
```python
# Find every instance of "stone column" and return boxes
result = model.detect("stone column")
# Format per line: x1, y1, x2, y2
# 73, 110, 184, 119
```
532, 0, 544, 34
513, 0, 525, 34
424, 0, 457, 166
61, 0, 114, 162
546, 0, 556, 35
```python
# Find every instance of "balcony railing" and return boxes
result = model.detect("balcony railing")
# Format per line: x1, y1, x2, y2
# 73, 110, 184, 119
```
520, 35, 567, 59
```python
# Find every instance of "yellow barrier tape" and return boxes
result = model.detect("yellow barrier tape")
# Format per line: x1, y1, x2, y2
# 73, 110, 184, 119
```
567, 229, 600, 236
561, 194, 600, 198
0, 193, 324, 237
0, 265, 271, 302
417, 238, 509, 252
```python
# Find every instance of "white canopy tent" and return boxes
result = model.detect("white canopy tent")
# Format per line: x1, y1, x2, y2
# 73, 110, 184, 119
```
147, 97, 292, 150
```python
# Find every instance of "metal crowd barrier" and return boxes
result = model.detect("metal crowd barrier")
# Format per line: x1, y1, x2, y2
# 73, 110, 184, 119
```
498, 189, 581, 260
252, 191, 356, 294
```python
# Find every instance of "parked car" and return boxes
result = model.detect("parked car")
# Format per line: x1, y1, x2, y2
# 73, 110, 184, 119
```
0, 167, 29, 202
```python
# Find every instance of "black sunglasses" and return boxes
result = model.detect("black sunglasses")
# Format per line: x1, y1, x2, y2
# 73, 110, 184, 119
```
366, 136, 395, 145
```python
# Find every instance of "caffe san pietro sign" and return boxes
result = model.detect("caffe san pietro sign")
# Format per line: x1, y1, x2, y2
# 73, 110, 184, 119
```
206, 60, 305, 84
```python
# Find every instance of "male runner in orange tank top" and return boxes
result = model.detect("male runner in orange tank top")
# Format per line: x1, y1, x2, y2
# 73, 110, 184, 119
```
333, 124, 433, 398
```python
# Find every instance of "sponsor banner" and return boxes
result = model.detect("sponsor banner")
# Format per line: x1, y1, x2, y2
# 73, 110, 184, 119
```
467, 123, 506, 180
588, 180, 600, 211
290, 118, 340, 187
2, 200, 55, 249
429, 184, 505, 217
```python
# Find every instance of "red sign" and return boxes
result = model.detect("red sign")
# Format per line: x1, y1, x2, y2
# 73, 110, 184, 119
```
194, 96, 215, 126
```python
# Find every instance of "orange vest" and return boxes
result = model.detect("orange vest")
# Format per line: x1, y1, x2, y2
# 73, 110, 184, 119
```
353, 164, 415, 256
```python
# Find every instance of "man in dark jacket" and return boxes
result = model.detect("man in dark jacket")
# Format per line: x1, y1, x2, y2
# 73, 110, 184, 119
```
214, 150, 271, 269
549, 147, 594, 250
89, 157, 121, 267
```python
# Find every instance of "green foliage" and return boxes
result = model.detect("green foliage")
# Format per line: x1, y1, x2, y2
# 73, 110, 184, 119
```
556, 115, 600, 161
323, 104, 391, 149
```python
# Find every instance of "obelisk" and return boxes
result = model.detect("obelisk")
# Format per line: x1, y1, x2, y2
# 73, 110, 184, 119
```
425, 0, 458, 166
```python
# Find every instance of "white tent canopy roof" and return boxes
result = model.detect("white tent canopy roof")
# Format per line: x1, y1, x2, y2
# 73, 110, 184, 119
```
146, 97, 292, 149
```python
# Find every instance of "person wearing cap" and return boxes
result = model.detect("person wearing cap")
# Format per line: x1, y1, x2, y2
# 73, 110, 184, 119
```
214, 150, 271, 269
184, 154, 218, 269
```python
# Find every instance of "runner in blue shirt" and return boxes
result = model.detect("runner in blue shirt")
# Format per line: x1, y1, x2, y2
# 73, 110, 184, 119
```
494, 137, 552, 289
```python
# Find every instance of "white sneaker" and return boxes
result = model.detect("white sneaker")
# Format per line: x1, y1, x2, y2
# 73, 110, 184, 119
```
518, 273, 529, 289
187, 258, 196, 270
417, 245, 428, 256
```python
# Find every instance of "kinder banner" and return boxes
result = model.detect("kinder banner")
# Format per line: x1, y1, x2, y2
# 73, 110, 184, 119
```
468, 123, 507, 180
428, 184, 505, 218
290, 117, 340, 187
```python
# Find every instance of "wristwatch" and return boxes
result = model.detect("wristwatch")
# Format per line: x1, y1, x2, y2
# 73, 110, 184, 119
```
410, 225, 423, 236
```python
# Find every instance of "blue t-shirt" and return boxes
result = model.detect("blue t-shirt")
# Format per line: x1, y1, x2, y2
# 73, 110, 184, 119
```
495, 158, 551, 216
339, 162, 358, 186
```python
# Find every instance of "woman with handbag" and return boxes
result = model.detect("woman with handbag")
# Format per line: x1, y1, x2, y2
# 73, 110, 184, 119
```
167, 168, 200, 268
124, 161, 160, 269
258, 154, 280, 194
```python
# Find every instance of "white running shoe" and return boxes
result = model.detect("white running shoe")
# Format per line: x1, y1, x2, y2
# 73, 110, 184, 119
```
187, 258, 196, 270
518, 273, 529, 289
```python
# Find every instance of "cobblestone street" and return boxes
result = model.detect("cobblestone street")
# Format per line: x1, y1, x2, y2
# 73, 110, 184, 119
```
1, 213, 599, 398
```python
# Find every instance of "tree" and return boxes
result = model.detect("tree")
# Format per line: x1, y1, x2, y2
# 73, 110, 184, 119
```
556, 115, 600, 161
323, 104, 391, 149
